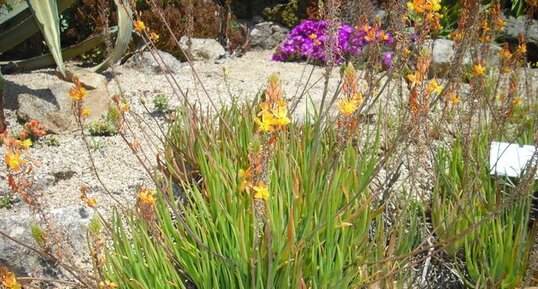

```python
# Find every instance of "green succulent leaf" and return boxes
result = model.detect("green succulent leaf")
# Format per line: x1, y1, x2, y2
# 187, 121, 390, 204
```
26, 0, 65, 76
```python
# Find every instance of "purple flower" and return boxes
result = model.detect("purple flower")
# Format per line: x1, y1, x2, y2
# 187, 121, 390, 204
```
273, 20, 394, 66
382, 51, 394, 68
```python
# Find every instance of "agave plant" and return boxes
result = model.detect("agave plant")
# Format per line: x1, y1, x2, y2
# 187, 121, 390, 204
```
0, 0, 134, 132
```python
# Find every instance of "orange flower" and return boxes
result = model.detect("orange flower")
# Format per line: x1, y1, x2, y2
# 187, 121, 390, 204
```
134, 20, 146, 32
86, 198, 97, 207
69, 79, 87, 101
1, 270, 21, 289
499, 45, 512, 60
449, 92, 460, 104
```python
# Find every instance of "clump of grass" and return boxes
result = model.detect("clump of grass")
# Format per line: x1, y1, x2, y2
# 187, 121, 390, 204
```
88, 119, 117, 136
41, 135, 60, 147
104, 97, 423, 288
152, 94, 169, 113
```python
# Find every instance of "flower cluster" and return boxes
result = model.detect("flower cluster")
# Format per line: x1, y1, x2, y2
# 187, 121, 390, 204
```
254, 75, 291, 133
2, 130, 35, 205
405, 52, 444, 117
69, 78, 92, 121
337, 63, 363, 117
18, 120, 47, 141
407, 0, 444, 32
134, 20, 160, 42
272, 20, 394, 65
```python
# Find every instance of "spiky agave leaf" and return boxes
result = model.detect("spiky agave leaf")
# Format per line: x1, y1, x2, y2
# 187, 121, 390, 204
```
0, 27, 119, 73
26, 0, 65, 76
91, 0, 133, 73
0, 0, 75, 54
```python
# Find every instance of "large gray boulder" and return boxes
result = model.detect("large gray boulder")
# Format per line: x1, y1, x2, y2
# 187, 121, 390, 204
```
178, 36, 226, 61
123, 49, 184, 74
497, 15, 538, 62
426, 39, 501, 76
16, 76, 110, 134
0, 206, 94, 283
249, 22, 289, 50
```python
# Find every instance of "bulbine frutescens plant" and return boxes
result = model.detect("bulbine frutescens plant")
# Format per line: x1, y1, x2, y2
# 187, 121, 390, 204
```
104, 72, 423, 288
432, 128, 536, 288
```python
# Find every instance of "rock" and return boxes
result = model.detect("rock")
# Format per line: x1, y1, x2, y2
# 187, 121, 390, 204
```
178, 36, 226, 61
123, 50, 184, 74
497, 15, 538, 62
0, 206, 94, 281
252, 15, 265, 24
249, 22, 289, 50
16, 79, 110, 133
426, 39, 501, 76
61, 64, 108, 90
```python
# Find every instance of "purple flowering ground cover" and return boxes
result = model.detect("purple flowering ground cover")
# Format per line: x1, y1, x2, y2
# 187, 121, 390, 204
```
272, 20, 395, 65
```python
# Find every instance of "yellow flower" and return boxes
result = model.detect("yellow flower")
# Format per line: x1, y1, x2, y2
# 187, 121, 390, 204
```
121, 102, 130, 112
254, 111, 276, 133
472, 64, 486, 77
253, 181, 269, 201
517, 43, 527, 54
134, 20, 146, 32
81, 108, 91, 119
1, 271, 21, 289
238, 168, 252, 191
19, 139, 32, 149
86, 197, 97, 207
272, 106, 291, 126
427, 78, 443, 94
138, 189, 156, 206
337, 98, 358, 116
5, 150, 25, 172
150, 32, 160, 41
512, 96, 522, 106
407, 72, 420, 87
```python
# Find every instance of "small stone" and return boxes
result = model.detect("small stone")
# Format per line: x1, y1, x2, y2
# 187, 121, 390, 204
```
123, 49, 184, 74
249, 22, 289, 50
178, 37, 226, 61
